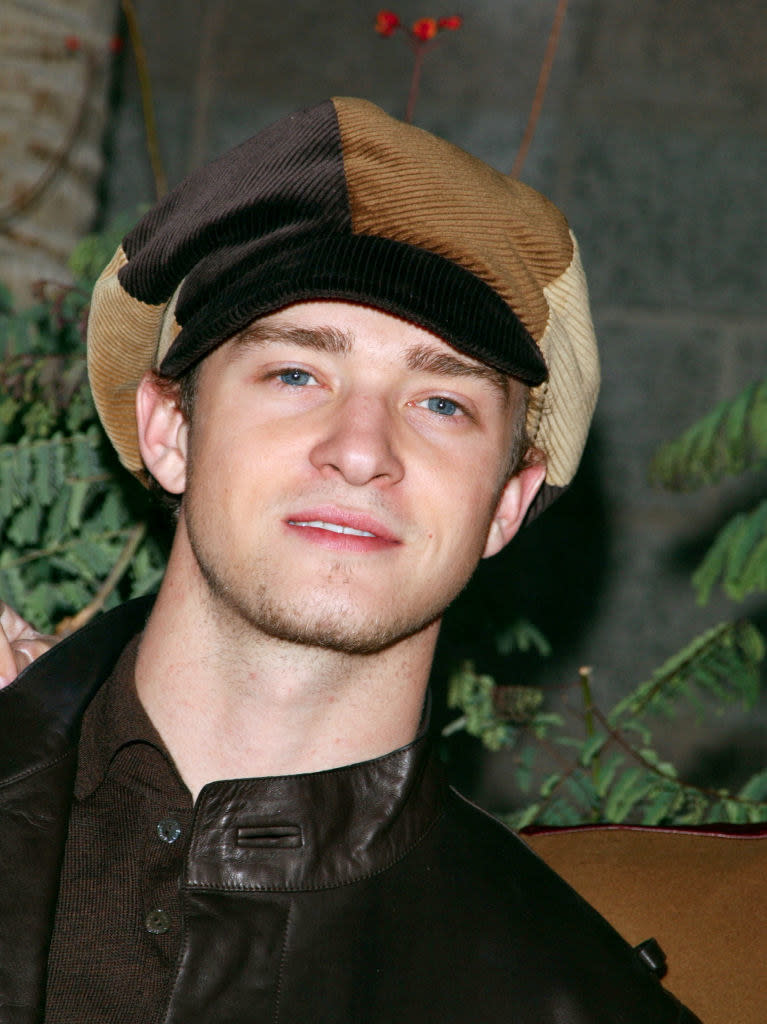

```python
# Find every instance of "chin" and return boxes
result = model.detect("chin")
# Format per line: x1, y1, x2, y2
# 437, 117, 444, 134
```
212, 583, 443, 656
184, 508, 478, 657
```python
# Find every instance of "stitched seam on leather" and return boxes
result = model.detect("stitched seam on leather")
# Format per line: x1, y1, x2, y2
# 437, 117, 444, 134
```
271, 900, 293, 1024
0, 749, 75, 789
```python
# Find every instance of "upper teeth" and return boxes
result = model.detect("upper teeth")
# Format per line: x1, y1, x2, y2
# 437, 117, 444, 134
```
290, 520, 375, 537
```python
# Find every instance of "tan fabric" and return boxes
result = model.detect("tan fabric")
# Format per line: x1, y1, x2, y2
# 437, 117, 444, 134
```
87, 246, 166, 475
336, 95, 572, 345
531, 234, 600, 487
525, 825, 766, 1024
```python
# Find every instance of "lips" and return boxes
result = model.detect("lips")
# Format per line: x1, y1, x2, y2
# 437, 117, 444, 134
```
283, 505, 400, 551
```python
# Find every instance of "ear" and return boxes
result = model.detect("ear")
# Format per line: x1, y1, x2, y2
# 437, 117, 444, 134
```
135, 373, 188, 494
482, 460, 547, 558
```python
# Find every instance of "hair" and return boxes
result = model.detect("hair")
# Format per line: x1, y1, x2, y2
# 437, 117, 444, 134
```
503, 382, 544, 483
144, 362, 541, 518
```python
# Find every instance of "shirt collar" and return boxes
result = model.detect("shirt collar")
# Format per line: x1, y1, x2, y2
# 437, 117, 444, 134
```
74, 633, 188, 802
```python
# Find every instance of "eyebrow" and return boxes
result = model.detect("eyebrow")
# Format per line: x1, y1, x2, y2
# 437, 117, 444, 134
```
231, 322, 352, 354
406, 344, 510, 401
230, 321, 510, 401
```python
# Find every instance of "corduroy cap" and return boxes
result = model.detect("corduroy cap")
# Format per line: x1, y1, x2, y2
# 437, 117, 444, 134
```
87, 96, 599, 516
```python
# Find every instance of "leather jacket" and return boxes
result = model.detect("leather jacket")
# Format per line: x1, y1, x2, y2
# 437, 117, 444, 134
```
0, 598, 700, 1023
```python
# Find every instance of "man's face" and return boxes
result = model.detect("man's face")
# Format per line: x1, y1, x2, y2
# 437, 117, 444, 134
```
168, 302, 537, 654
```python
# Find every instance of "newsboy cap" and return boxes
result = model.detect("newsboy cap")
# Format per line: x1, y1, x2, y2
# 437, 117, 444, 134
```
88, 96, 599, 516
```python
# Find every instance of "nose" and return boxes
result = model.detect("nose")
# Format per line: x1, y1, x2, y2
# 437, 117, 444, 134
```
309, 394, 405, 487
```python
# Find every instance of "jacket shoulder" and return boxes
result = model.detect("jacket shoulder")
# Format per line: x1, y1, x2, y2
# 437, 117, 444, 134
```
422, 787, 702, 1023
0, 595, 153, 786
0, 597, 152, 1022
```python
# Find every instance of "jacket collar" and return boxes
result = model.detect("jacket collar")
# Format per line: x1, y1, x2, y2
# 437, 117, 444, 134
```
71, 615, 445, 893
184, 728, 445, 892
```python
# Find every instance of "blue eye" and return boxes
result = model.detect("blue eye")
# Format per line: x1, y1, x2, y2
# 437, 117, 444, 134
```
425, 396, 459, 416
279, 369, 313, 386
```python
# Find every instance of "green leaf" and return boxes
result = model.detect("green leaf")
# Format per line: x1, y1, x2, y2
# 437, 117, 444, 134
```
66, 480, 91, 532
510, 803, 541, 830
694, 499, 767, 603
6, 502, 44, 548
594, 752, 625, 799
580, 733, 608, 767
642, 784, 684, 826
604, 768, 652, 821
738, 769, 767, 803
495, 619, 551, 657
514, 744, 537, 795
650, 377, 767, 489
540, 772, 562, 798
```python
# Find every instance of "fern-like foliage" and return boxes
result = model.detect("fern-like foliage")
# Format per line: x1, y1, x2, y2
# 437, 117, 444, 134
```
444, 370, 767, 827
650, 375, 767, 607
649, 377, 767, 489
692, 498, 767, 604
611, 619, 764, 720
0, 429, 168, 632
0, 236, 169, 633
445, 619, 766, 828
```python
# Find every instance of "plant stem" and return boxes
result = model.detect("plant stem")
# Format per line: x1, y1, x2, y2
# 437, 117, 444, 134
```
579, 665, 595, 737
510, 0, 569, 178
405, 43, 428, 124
121, 0, 167, 198
591, 703, 761, 810
55, 521, 147, 636
579, 665, 601, 791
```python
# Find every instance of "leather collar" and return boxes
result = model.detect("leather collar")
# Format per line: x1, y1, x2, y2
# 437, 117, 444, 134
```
183, 729, 446, 892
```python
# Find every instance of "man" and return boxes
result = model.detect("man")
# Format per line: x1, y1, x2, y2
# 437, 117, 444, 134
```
0, 98, 700, 1022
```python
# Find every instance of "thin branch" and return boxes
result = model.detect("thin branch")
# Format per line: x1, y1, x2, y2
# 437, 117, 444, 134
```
0, 53, 96, 226
405, 42, 432, 123
121, 0, 167, 198
590, 703, 761, 809
510, 0, 569, 178
55, 522, 147, 636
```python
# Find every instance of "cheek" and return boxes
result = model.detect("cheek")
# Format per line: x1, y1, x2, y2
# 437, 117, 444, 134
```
184, 421, 238, 521
422, 459, 501, 554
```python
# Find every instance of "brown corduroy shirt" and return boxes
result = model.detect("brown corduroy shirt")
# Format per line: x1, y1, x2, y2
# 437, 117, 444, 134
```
45, 636, 195, 1022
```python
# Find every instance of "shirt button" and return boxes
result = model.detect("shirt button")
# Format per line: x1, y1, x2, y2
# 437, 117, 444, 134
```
145, 909, 171, 935
157, 817, 182, 843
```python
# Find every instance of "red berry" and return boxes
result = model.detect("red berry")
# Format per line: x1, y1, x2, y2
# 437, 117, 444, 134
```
375, 10, 401, 37
412, 17, 438, 41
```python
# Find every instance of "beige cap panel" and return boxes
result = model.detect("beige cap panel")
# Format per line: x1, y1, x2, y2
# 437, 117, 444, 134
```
87, 246, 167, 473
528, 234, 600, 488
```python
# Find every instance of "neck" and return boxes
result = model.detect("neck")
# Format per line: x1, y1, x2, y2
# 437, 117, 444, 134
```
135, 538, 438, 801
